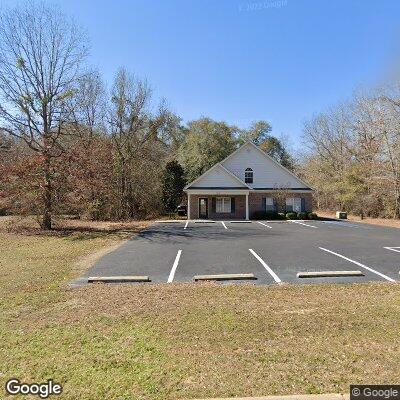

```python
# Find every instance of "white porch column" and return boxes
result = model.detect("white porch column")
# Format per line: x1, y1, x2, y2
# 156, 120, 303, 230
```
245, 193, 249, 220
187, 193, 191, 219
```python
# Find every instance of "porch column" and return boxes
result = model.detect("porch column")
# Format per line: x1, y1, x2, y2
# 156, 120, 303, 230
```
187, 193, 191, 220
245, 193, 249, 220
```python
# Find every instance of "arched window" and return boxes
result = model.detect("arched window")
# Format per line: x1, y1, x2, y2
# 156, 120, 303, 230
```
245, 168, 253, 183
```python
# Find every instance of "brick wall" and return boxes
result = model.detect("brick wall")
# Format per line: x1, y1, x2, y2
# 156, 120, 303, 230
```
187, 192, 313, 219
188, 194, 246, 220
306, 193, 313, 211
249, 192, 313, 217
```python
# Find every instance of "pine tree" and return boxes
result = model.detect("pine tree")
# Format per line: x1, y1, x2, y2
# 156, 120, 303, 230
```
162, 161, 186, 213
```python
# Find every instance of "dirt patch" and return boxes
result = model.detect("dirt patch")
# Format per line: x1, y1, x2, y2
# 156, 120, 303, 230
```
317, 211, 400, 229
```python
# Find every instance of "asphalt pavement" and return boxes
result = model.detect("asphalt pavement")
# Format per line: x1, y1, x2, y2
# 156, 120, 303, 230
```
80, 219, 400, 285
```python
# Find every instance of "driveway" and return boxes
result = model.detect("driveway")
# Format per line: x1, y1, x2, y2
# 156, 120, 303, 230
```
82, 219, 400, 285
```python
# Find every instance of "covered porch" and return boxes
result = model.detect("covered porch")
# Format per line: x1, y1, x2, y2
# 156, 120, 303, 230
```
186, 189, 250, 220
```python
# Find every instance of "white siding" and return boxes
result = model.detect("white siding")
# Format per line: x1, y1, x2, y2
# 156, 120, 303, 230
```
191, 165, 247, 188
222, 144, 308, 189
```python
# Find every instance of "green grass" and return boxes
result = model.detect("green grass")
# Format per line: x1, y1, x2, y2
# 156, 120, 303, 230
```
1, 323, 173, 399
1, 220, 400, 399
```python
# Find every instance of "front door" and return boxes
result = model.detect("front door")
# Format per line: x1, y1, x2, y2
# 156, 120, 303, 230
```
198, 198, 208, 219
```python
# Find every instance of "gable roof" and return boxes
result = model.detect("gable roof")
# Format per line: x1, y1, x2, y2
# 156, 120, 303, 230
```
222, 141, 313, 190
184, 162, 250, 190
185, 141, 313, 191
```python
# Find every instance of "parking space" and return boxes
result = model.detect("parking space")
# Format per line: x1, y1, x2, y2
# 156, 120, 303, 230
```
175, 240, 275, 284
84, 219, 400, 285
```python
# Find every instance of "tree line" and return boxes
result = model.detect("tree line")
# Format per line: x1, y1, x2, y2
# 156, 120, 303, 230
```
0, 2, 293, 229
301, 85, 400, 218
4, 2, 396, 228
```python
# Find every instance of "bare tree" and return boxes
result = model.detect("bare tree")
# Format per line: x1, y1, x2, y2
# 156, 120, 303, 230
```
302, 84, 400, 219
0, 1, 88, 228
108, 68, 172, 218
0, 129, 12, 151
273, 183, 291, 213
70, 70, 106, 143
373, 90, 400, 218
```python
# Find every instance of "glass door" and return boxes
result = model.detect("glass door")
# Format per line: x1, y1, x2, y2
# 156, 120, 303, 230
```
198, 198, 208, 219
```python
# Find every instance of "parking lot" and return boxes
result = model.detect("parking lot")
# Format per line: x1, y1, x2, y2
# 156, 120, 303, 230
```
84, 219, 400, 285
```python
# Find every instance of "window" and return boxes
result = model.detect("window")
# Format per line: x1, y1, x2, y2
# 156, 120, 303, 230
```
245, 168, 253, 183
265, 197, 275, 212
216, 197, 231, 213
286, 197, 302, 213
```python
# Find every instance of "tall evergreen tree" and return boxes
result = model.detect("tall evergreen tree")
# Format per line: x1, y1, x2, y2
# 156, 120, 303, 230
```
162, 161, 186, 213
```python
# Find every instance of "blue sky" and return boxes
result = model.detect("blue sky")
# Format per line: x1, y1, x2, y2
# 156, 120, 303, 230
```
3, 0, 400, 148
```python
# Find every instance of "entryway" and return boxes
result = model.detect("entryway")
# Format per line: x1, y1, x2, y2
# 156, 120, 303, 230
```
198, 198, 208, 219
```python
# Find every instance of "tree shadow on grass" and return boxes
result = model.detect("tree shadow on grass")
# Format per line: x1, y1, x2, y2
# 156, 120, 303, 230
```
66, 229, 137, 241
1, 216, 150, 240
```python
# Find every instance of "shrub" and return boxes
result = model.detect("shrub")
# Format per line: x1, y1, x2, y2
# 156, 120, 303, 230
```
286, 212, 298, 220
251, 210, 267, 220
274, 212, 287, 220
308, 212, 318, 220
265, 211, 281, 220
297, 211, 308, 220
252, 210, 287, 220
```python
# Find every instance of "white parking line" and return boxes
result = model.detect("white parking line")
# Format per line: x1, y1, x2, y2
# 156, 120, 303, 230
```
155, 220, 183, 223
249, 249, 282, 283
184, 221, 189, 230
221, 221, 228, 229
290, 220, 317, 228
384, 246, 400, 254
257, 221, 272, 229
168, 250, 182, 283
319, 247, 395, 282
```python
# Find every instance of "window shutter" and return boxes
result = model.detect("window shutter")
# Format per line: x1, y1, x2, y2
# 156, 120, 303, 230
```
301, 198, 306, 212
212, 197, 216, 213
231, 197, 235, 213
262, 197, 266, 212
273, 198, 277, 212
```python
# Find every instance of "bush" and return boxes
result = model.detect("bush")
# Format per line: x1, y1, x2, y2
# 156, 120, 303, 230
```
297, 211, 308, 220
274, 212, 287, 220
251, 210, 267, 220
308, 212, 318, 220
252, 210, 286, 220
286, 212, 298, 220
265, 211, 281, 220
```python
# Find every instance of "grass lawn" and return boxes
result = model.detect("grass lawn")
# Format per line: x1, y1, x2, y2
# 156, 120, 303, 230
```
0, 217, 399, 399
